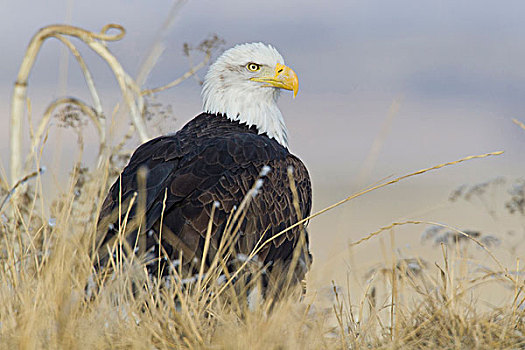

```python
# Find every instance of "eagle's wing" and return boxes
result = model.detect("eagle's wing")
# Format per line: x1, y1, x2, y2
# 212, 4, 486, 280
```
96, 131, 311, 280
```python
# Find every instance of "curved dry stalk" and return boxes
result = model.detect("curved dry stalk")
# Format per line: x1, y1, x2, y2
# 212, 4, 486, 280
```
78, 30, 148, 142
10, 24, 148, 186
0, 168, 45, 214
123, 74, 144, 116
253, 151, 505, 262
141, 52, 211, 96
28, 34, 106, 172
112, 124, 136, 157
54, 35, 103, 115
135, 0, 187, 87
349, 220, 511, 283
209, 151, 504, 302
25, 97, 103, 170
512, 118, 525, 131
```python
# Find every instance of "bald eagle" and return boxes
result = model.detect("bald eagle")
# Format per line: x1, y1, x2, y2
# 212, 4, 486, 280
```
96, 43, 312, 298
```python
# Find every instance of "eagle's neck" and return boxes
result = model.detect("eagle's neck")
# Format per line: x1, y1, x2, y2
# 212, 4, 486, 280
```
202, 80, 289, 148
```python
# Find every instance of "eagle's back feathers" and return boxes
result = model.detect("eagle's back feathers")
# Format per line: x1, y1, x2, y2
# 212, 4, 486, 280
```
96, 113, 312, 291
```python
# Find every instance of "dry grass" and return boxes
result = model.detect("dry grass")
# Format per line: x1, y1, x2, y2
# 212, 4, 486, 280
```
1, 22, 524, 349
1, 155, 524, 349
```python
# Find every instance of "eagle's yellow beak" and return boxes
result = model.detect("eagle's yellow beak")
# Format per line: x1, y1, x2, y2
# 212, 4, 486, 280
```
250, 63, 299, 98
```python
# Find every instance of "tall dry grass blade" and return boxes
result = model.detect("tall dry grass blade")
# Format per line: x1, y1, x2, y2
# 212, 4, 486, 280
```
55, 35, 103, 114
141, 53, 212, 96
196, 202, 217, 294
0, 168, 45, 214
136, 0, 187, 87
356, 98, 401, 188
117, 192, 138, 272
349, 220, 511, 282
249, 151, 505, 264
210, 152, 504, 304
207, 176, 271, 302
284, 166, 307, 292
389, 230, 398, 344
157, 188, 169, 283
512, 118, 525, 131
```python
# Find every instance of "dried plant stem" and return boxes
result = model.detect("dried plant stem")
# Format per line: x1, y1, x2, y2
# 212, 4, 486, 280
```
349, 220, 512, 282
135, 0, 187, 87
10, 24, 149, 186
54, 35, 103, 115
81, 29, 147, 142
0, 168, 45, 214
512, 118, 525, 131
356, 98, 400, 188
141, 52, 211, 96
196, 203, 216, 294
211, 151, 504, 301
25, 97, 103, 170
257, 151, 504, 259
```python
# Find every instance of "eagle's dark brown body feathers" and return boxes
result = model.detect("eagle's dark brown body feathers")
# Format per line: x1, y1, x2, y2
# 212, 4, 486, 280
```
96, 113, 312, 290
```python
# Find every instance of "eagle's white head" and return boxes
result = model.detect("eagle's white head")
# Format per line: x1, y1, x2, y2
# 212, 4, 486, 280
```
202, 42, 299, 148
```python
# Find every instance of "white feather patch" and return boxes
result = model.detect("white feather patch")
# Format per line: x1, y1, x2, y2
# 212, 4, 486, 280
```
202, 42, 290, 147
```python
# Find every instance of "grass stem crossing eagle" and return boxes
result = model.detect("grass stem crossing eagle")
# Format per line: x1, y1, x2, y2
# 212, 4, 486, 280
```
96, 42, 312, 298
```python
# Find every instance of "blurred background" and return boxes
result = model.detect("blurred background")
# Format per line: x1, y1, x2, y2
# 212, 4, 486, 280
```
1, 0, 524, 291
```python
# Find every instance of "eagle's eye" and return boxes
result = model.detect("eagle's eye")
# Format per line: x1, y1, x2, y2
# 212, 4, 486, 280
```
246, 63, 261, 72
